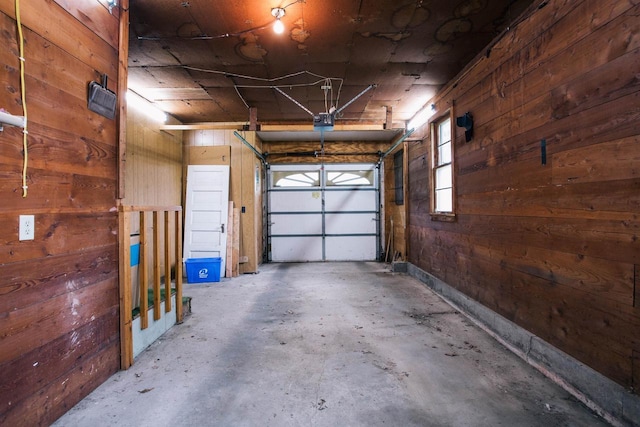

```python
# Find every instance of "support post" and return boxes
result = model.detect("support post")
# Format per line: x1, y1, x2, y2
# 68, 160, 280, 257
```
385, 106, 393, 129
249, 107, 258, 131
118, 208, 133, 369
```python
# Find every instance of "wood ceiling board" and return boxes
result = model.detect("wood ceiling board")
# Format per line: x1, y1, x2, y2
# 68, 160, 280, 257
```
190, 72, 238, 89
127, 67, 167, 89
157, 99, 242, 123
128, 0, 536, 124
159, 40, 225, 66
346, 34, 394, 65
130, 0, 195, 38
144, 88, 212, 101
133, 67, 201, 88
290, 63, 349, 82
128, 41, 182, 67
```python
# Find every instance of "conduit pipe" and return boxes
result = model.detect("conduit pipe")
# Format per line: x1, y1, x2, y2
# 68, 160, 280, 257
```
0, 110, 26, 130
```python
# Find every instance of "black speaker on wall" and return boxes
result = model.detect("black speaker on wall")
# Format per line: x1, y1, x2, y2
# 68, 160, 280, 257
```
456, 112, 473, 142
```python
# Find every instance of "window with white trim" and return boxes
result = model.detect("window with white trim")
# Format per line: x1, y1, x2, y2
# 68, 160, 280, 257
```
432, 116, 454, 214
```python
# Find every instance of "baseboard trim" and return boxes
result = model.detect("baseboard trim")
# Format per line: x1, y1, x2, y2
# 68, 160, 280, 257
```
407, 263, 640, 427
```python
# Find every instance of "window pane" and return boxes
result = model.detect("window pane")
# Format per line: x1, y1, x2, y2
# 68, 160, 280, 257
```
326, 170, 373, 186
438, 141, 451, 165
435, 188, 453, 212
438, 118, 451, 144
274, 171, 320, 187
431, 116, 454, 215
435, 164, 452, 190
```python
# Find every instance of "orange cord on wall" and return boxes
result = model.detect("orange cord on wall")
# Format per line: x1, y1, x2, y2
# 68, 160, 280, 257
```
16, 0, 28, 198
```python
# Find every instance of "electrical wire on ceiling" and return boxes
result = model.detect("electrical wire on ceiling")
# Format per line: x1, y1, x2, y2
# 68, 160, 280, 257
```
182, 66, 345, 115
137, 0, 306, 41
15, 0, 29, 198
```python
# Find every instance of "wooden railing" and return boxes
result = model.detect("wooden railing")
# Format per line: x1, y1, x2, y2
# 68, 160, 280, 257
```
118, 205, 183, 369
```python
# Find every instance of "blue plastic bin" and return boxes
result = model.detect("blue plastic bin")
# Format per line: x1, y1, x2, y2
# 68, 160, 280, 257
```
185, 257, 222, 283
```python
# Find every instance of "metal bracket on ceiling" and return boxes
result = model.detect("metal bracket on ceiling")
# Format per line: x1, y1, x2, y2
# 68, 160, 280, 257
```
335, 84, 376, 116
273, 87, 314, 116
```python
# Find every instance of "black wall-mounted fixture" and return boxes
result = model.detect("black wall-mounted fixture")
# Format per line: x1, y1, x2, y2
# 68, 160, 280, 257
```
88, 74, 117, 120
456, 112, 473, 142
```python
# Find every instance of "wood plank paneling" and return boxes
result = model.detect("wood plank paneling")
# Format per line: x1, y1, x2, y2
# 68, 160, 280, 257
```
383, 145, 408, 261
0, 310, 119, 418
408, 0, 640, 394
263, 140, 387, 165
0, 336, 120, 427
0, 2, 121, 424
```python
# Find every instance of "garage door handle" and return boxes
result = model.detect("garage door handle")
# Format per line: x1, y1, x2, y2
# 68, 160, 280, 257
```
221, 223, 225, 233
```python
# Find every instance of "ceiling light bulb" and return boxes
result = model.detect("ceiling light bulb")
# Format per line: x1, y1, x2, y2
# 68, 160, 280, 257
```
271, 7, 286, 34
273, 19, 285, 34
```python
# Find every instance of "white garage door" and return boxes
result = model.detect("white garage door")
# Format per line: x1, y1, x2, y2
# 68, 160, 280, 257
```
268, 164, 379, 262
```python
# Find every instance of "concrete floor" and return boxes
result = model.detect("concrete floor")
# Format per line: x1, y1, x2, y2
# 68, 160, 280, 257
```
53, 262, 608, 426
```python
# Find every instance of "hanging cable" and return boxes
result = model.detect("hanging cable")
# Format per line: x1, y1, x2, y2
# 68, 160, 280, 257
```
15, 0, 28, 198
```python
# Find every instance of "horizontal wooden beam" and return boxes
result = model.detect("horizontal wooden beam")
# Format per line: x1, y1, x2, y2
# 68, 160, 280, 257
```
260, 124, 386, 131
160, 122, 245, 130
118, 205, 182, 213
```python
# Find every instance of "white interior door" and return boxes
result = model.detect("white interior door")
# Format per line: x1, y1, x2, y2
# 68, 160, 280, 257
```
183, 165, 230, 273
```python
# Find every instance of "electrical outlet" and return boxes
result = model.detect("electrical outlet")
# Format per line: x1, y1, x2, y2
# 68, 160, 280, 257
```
19, 215, 34, 241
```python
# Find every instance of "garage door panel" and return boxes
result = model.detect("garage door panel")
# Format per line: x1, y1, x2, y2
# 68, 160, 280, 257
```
269, 164, 378, 262
325, 190, 377, 212
270, 191, 322, 212
271, 214, 322, 235
325, 236, 376, 261
271, 236, 323, 262
325, 213, 377, 234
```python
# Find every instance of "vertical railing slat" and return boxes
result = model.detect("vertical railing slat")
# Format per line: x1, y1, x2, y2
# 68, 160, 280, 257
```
153, 211, 161, 321
164, 211, 172, 313
139, 211, 149, 330
118, 208, 134, 368
175, 209, 183, 323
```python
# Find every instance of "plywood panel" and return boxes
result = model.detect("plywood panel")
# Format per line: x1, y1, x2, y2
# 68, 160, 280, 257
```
188, 145, 231, 165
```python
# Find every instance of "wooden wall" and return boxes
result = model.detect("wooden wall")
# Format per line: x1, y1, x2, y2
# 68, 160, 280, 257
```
262, 140, 386, 165
383, 144, 409, 262
0, 1, 121, 425
408, 0, 639, 393
184, 129, 263, 273
123, 110, 182, 208
122, 108, 182, 285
